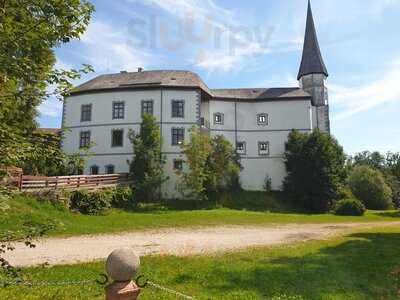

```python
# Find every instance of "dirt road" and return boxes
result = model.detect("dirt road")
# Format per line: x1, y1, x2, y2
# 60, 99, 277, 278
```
5, 222, 400, 266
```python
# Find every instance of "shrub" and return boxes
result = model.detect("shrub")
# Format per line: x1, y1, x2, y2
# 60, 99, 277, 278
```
111, 186, 135, 209
348, 165, 393, 210
333, 199, 366, 216
337, 185, 354, 200
70, 189, 111, 215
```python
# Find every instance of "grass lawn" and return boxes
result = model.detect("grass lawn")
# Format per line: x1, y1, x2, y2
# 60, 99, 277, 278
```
1, 226, 400, 299
1, 194, 399, 237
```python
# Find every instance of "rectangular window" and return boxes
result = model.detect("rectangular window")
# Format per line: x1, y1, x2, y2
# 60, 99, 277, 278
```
173, 159, 183, 171
236, 142, 246, 155
81, 104, 92, 122
257, 113, 268, 126
79, 131, 91, 148
112, 101, 125, 119
141, 100, 154, 116
258, 141, 270, 156
171, 128, 185, 145
90, 165, 99, 175
111, 129, 123, 147
214, 113, 224, 125
105, 165, 115, 174
172, 100, 184, 118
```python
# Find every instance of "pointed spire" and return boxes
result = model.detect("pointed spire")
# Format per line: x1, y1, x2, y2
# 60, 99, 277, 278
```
297, 0, 328, 80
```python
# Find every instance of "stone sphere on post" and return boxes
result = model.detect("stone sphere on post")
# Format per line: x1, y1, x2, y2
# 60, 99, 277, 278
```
106, 248, 140, 282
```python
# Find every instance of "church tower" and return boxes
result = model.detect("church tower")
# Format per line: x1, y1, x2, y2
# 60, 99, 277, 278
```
298, 0, 330, 133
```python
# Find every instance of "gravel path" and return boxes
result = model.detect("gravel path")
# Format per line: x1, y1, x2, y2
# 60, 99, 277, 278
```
5, 222, 400, 267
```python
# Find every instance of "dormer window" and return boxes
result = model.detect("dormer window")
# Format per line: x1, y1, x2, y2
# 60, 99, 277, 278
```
257, 113, 268, 126
213, 113, 224, 125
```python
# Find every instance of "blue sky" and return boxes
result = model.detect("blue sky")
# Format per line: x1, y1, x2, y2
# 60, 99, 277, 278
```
40, 0, 400, 154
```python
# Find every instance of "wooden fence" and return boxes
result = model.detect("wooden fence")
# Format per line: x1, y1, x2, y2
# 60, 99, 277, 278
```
15, 173, 131, 191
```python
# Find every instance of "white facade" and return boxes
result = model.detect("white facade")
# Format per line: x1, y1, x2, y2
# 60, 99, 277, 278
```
62, 84, 318, 197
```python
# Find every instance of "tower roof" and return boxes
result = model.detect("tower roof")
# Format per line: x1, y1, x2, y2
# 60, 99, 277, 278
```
297, 0, 328, 80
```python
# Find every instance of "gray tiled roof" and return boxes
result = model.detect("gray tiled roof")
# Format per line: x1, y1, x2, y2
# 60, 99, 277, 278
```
71, 70, 310, 100
72, 70, 212, 95
297, 0, 328, 80
211, 88, 310, 99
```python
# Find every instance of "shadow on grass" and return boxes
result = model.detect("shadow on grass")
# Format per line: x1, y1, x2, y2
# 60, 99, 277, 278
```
170, 232, 400, 299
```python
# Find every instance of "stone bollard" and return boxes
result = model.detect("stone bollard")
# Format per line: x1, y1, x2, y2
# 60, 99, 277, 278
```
105, 248, 141, 300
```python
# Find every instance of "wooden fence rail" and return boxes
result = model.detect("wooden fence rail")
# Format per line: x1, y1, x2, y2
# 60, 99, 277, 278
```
15, 173, 131, 191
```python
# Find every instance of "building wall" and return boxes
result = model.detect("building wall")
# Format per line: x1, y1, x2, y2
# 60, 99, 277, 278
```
209, 99, 313, 191
62, 88, 199, 198
62, 88, 313, 196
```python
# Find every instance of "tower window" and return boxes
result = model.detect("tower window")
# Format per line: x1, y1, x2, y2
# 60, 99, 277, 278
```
79, 131, 91, 148
214, 113, 224, 125
81, 104, 92, 122
141, 100, 154, 116
236, 142, 246, 155
111, 129, 124, 147
105, 165, 115, 174
258, 141, 270, 156
112, 101, 125, 119
172, 128, 185, 145
172, 100, 185, 118
257, 113, 268, 126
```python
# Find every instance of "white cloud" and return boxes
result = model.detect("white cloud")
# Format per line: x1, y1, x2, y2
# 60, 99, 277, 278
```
330, 58, 400, 120
133, 0, 273, 72
79, 20, 154, 72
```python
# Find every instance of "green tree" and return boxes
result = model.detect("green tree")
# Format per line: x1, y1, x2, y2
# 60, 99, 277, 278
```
22, 130, 65, 176
352, 151, 386, 170
0, 0, 94, 167
179, 127, 212, 200
205, 135, 242, 196
348, 165, 393, 210
179, 130, 241, 201
129, 114, 167, 203
283, 129, 347, 212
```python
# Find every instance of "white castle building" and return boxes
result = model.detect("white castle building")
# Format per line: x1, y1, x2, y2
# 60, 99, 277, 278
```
62, 2, 330, 198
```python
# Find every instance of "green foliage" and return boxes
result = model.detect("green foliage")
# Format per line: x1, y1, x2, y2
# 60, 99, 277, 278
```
179, 130, 241, 201
129, 114, 167, 203
333, 199, 366, 216
69, 189, 112, 215
111, 186, 135, 209
264, 174, 272, 192
348, 165, 393, 210
283, 130, 347, 212
352, 151, 386, 170
22, 130, 65, 176
0, 0, 94, 168
205, 135, 242, 197
336, 184, 354, 200
179, 127, 211, 200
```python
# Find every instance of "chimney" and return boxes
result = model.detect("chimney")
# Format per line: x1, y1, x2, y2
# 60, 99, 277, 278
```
137, 67, 143, 72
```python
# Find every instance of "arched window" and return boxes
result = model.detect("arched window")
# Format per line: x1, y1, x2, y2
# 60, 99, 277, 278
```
105, 164, 115, 174
90, 165, 99, 175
